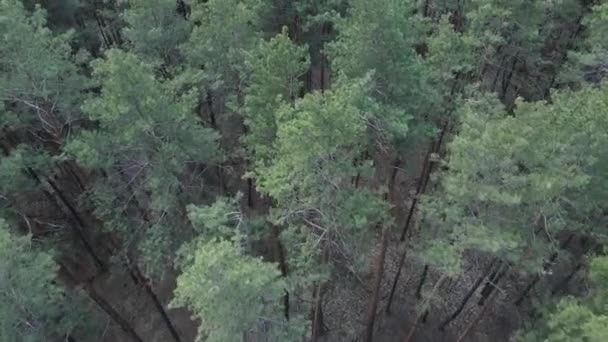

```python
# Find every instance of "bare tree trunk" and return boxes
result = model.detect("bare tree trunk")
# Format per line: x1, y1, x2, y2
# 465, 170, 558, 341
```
415, 265, 429, 300
272, 225, 290, 320
60, 263, 144, 342
400, 119, 449, 241
386, 247, 407, 314
456, 286, 500, 342
439, 259, 497, 331
551, 263, 582, 296
364, 226, 389, 342
515, 234, 575, 306
478, 262, 508, 306
403, 274, 448, 342
311, 248, 329, 341
130, 265, 182, 342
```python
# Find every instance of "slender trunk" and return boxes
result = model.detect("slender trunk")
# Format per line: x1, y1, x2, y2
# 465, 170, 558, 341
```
129, 265, 182, 342
456, 286, 500, 342
551, 263, 582, 296
478, 263, 508, 306
422, 0, 431, 17
415, 265, 429, 300
205, 91, 217, 129
501, 55, 519, 99
403, 274, 448, 342
551, 242, 599, 296
515, 234, 575, 306
386, 247, 407, 314
439, 259, 497, 331
86, 284, 144, 342
388, 158, 401, 201
247, 178, 254, 208
400, 119, 449, 241
1, 134, 105, 269
60, 263, 144, 342
311, 248, 329, 341
41, 174, 106, 270
272, 225, 290, 320
399, 148, 431, 241
363, 226, 389, 342
514, 275, 540, 307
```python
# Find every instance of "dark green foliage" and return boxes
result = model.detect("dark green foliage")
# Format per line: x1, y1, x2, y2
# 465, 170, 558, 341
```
0, 219, 99, 341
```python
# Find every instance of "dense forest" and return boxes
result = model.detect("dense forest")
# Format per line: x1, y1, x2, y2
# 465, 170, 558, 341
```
1, 0, 608, 341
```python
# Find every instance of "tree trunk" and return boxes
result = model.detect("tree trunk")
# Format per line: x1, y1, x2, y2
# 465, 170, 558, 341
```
386, 247, 407, 314
415, 265, 429, 300
400, 119, 449, 241
403, 274, 448, 342
60, 263, 143, 342
311, 248, 329, 341
478, 263, 508, 306
551, 263, 582, 296
456, 286, 500, 342
514, 275, 539, 307
388, 158, 401, 201
272, 225, 290, 320
130, 265, 182, 342
364, 226, 389, 342
439, 259, 497, 331
38, 172, 106, 270
515, 234, 575, 306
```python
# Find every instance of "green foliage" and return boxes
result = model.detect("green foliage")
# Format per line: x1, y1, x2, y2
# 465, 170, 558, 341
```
419, 85, 608, 273
182, 0, 263, 92
242, 27, 310, 166
187, 196, 243, 240
0, 219, 98, 341
327, 0, 436, 137
258, 79, 392, 273
517, 255, 608, 342
122, 0, 192, 65
0, 0, 89, 129
66, 49, 219, 273
0, 145, 50, 194
172, 239, 307, 341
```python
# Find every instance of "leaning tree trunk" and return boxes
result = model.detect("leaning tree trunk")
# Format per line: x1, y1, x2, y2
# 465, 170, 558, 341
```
363, 225, 389, 342
403, 274, 448, 342
311, 247, 329, 342
439, 259, 497, 331
60, 263, 144, 342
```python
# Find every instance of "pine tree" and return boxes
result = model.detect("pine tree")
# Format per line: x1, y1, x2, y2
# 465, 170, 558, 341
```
243, 27, 310, 171
65, 49, 218, 273
173, 198, 307, 341
122, 0, 192, 67
419, 84, 608, 304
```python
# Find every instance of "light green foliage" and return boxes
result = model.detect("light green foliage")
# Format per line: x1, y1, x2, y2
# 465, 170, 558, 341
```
425, 16, 479, 86
182, 0, 263, 93
66, 49, 218, 273
517, 256, 608, 342
258, 79, 391, 270
172, 239, 306, 342
243, 28, 310, 166
187, 196, 244, 240
0, 0, 89, 129
328, 0, 436, 137
257, 79, 371, 202
0, 219, 98, 341
419, 85, 608, 273
122, 0, 191, 65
